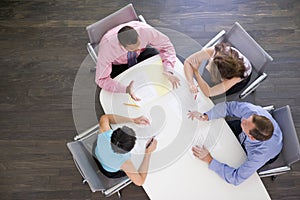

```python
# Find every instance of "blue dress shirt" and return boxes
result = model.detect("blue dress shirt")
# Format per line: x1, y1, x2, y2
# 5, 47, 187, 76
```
205, 101, 283, 185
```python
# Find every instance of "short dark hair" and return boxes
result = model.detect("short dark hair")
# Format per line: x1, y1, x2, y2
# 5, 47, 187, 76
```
111, 126, 136, 154
249, 114, 274, 141
117, 26, 138, 47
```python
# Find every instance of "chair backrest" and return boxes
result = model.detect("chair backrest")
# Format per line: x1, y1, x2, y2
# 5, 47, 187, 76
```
67, 133, 130, 193
272, 105, 300, 166
258, 105, 300, 174
224, 22, 273, 75
86, 3, 138, 47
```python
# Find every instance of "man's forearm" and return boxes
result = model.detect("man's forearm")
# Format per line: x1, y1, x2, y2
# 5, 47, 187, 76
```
97, 77, 127, 93
205, 102, 228, 120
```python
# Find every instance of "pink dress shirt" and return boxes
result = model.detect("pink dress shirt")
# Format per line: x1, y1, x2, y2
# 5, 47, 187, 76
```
95, 21, 176, 93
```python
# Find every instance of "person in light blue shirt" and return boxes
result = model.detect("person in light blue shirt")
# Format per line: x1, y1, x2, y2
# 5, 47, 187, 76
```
95, 114, 157, 186
187, 101, 283, 186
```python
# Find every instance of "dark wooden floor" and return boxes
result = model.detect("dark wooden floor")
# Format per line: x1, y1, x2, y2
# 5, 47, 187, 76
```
0, 0, 299, 199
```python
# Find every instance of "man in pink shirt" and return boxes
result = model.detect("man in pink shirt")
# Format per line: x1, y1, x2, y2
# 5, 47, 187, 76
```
95, 21, 180, 100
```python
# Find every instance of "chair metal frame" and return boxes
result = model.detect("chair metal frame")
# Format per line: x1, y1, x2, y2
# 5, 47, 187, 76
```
67, 124, 132, 198
202, 22, 273, 99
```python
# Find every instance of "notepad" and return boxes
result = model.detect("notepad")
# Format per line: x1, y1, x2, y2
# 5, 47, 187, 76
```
130, 84, 170, 107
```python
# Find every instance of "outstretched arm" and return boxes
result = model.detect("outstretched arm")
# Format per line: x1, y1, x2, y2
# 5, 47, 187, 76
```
192, 146, 264, 186
184, 47, 214, 93
194, 71, 241, 97
99, 114, 150, 133
95, 37, 128, 93
121, 139, 157, 186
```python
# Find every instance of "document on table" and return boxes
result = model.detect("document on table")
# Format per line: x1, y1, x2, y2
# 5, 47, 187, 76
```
130, 83, 171, 107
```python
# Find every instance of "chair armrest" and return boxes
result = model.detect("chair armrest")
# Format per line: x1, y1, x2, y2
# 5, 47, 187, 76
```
138, 15, 147, 24
239, 73, 268, 99
258, 166, 291, 177
74, 124, 99, 141
202, 30, 226, 49
262, 105, 275, 112
87, 43, 98, 64
104, 179, 132, 197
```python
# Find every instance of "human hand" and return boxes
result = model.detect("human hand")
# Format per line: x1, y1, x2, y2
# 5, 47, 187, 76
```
189, 84, 198, 94
145, 138, 157, 153
163, 71, 181, 89
192, 145, 212, 164
126, 80, 141, 101
133, 116, 150, 125
187, 111, 208, 121
187, 57, 201, 72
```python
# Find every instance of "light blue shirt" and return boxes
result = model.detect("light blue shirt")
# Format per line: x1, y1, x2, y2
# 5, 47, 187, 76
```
95, 130, 131, 172
205, 101, 283, 185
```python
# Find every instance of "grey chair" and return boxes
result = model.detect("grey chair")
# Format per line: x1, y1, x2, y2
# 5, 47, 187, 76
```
201, 22, 273, 99
86, 3, 146, 64
67, 125, 132, 198
258, 105, 300, 179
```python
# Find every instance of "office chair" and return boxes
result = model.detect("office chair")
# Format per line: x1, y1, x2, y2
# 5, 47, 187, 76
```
258, 105, 300, 180
67, 125, 132, 198
201, 22, 273, 100
86, 3, 146, 65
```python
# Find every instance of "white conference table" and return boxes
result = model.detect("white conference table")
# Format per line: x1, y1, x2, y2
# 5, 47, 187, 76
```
100, 55, 270, 200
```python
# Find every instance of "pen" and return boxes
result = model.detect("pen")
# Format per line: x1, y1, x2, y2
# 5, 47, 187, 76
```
194, 85, 199, 100
123, 103, 140, 108
146, 137, 155, 148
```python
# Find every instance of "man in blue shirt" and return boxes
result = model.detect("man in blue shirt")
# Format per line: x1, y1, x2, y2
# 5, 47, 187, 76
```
188, 101, 283, 185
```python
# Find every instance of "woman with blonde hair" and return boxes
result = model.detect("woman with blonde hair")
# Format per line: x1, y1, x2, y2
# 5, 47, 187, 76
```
184, 43, 252, 97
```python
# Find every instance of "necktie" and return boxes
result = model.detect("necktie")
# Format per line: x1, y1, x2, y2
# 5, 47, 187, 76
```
127, 51, 137, 68
239, 134, 247, 154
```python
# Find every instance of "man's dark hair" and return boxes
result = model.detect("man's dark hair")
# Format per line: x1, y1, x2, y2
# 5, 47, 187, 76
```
249, 114, 274, 141
117, 26, 138, 47
111, 126, 136, 154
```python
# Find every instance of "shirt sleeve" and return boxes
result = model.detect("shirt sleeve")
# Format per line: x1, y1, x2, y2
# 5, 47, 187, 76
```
205, 101, 255, 120
205, 102, 227, 120
95, 38, 127, 93
143, 25, 176, 72
208, 155, 265, 186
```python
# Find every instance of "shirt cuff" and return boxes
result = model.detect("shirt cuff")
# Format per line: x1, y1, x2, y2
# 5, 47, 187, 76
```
204, 111, 212, 121
117, 84, 127, 93
208, 158, 222, 171
163, 64, 174, 74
